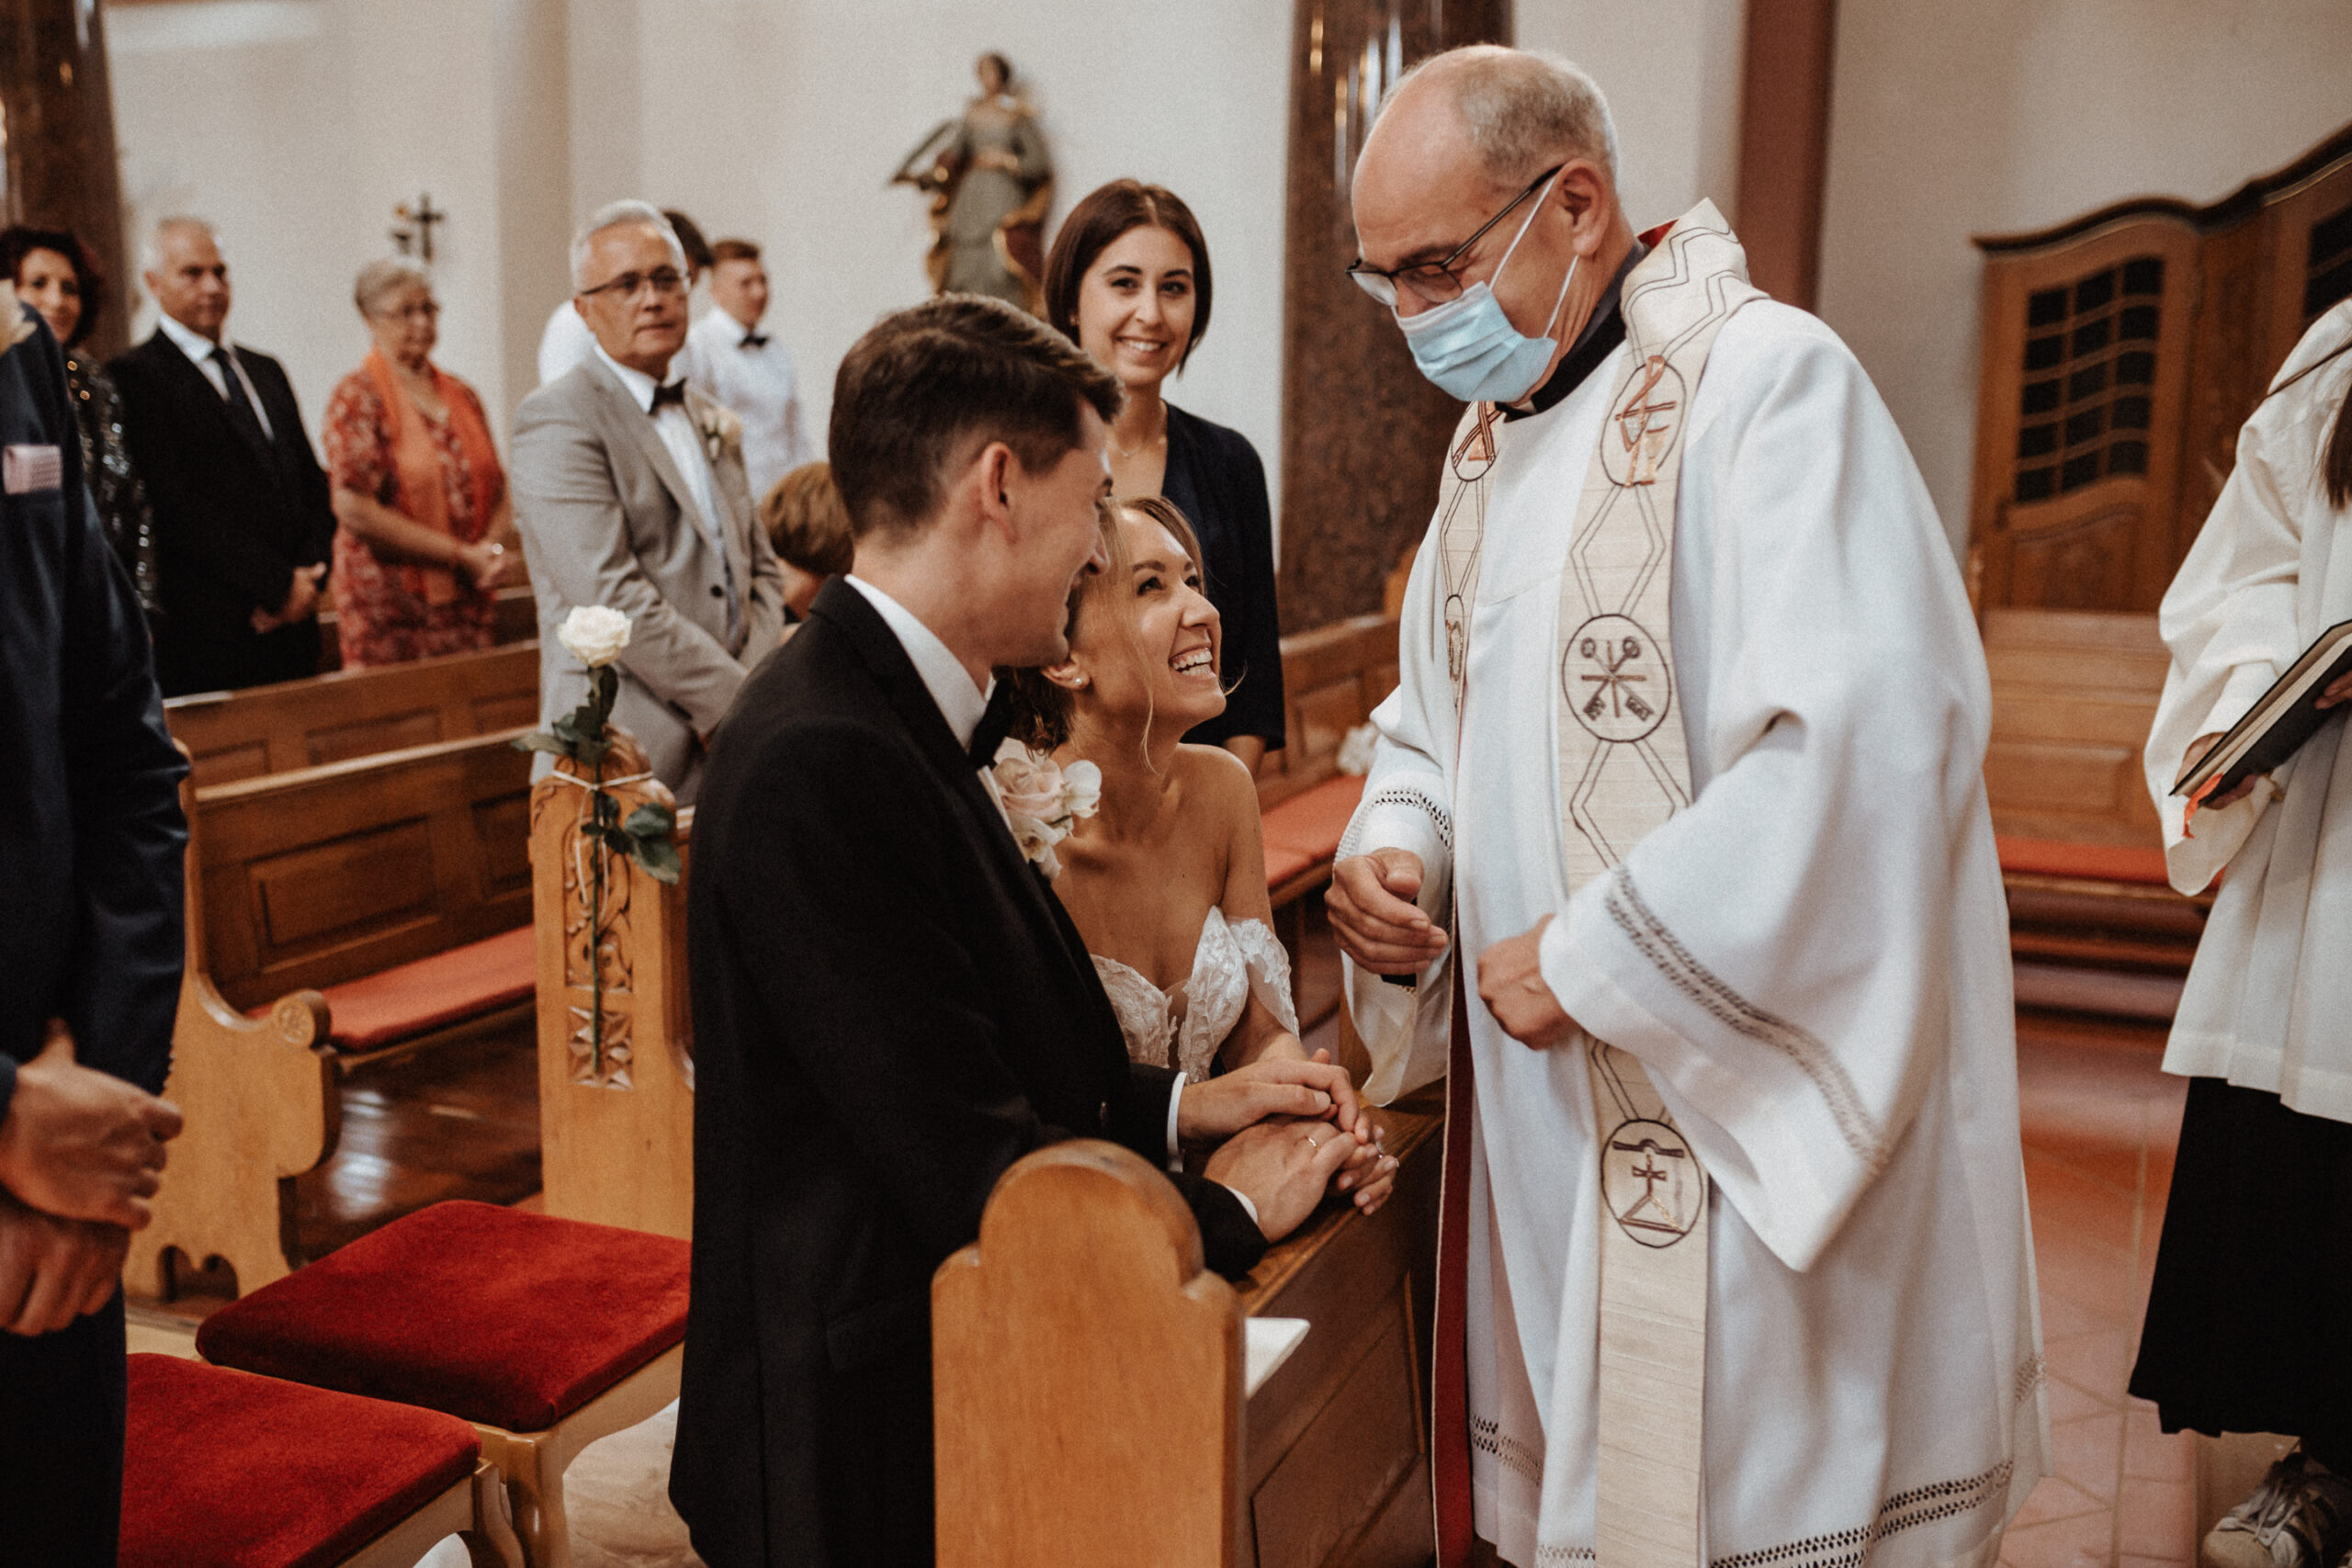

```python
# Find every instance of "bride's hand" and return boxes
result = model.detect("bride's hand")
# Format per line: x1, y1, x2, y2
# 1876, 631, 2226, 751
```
1332, 1131, 1399, 1215
1178, 1055, 1368, 1147
1204, 1118, 1360, 1241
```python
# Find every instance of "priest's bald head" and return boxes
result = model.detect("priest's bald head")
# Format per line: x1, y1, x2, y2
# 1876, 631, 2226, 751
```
1351, 45, 1638, 406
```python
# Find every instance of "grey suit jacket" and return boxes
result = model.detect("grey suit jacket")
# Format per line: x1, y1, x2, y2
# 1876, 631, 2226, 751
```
511, 355, 786, 803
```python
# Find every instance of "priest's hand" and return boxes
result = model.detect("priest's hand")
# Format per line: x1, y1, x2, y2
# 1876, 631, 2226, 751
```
1328, 850, 1449, 976
0, 1188, 129, 1337
1478, 917, 1578, 1049
2177, 732, 2259, 810
1178, 1055, 1369, 1145
1205, 1118, 1363, 1241
0, 1021, 181, 1230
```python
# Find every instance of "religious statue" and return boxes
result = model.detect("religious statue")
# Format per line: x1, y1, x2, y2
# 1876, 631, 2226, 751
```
891, 52, 1054, 313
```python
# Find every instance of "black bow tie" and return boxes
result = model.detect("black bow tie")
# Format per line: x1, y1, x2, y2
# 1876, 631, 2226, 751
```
967, 682, 1016, 768
649, 380, 688, 412
741, 333, 769, 349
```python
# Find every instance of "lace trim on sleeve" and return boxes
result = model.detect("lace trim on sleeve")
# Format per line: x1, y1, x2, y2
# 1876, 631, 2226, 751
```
1225, 918, 1302, 1038
1338, 785, 1455, 861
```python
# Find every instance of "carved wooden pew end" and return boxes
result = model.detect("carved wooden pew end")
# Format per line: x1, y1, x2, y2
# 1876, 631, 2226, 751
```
935, 1140, 1244, 1568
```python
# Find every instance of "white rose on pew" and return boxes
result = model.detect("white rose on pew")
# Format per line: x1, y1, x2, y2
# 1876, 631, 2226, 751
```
990, 738, 1102, 879
559, 605, 633, 669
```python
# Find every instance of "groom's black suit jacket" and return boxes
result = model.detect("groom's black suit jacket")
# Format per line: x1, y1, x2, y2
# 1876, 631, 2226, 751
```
672, 578, 1266, 1568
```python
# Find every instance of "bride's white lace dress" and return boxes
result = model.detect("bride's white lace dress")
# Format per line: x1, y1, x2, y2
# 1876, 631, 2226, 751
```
1092, 908, 1302, 1079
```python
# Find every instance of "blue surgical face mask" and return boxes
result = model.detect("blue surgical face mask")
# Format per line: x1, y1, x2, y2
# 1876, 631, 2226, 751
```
1396, 173, 1580, 404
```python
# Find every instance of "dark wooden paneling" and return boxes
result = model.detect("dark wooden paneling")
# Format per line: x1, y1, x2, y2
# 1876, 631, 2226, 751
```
1277, 0, 1511, 633
1735, 0, 1838, 308
0, 0, 130, 357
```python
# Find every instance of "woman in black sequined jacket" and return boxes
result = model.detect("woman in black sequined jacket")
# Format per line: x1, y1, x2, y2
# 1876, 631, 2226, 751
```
3, 226, 164, 623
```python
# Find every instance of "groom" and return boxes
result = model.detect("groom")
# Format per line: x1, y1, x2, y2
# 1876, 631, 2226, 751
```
673, 295, 1371, 1568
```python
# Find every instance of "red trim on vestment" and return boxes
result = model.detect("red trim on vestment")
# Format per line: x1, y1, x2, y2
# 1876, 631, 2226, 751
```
1434, 965, 1478, 1566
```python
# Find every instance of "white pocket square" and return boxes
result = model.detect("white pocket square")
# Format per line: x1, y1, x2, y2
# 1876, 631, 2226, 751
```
4, 444, 61, 495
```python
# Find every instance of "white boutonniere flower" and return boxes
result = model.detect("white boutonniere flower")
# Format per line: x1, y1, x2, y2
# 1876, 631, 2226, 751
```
5, 308, 38, 354
695, 402, 742, 466
990, 738, 1102, 880
558, 604, 633, 669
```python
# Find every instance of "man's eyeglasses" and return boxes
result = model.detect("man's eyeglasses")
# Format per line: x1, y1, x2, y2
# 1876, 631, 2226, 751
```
1345, 164, 1563, 309
579, 268, 688, 302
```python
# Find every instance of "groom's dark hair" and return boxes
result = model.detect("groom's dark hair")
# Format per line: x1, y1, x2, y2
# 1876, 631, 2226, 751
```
830, 294, 1123, 543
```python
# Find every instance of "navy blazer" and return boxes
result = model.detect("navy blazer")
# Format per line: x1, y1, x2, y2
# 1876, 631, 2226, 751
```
1162, 402, 1286, 749
673, 577, 1264, 1567
0, 307, 187, 1117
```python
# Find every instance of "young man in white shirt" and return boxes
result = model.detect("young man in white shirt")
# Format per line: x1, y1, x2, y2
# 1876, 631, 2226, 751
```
685, 238, 817, 502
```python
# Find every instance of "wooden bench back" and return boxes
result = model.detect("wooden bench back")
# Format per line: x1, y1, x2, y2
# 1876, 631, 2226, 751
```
1983, 606, 2170, 849
312, 583, 539, 673
527, 765, 695, 1240
1259, 614, 1400, 808
191, 728, 536, 1011
167, 640, 540, 788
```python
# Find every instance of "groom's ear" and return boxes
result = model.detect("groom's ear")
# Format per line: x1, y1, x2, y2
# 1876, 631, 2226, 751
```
969, 440, 1019, 540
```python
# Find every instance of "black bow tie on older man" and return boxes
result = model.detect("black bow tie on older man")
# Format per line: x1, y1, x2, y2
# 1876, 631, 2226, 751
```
649, 380, 689, 412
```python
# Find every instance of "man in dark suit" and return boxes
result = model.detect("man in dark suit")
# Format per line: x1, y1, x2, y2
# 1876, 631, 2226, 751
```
109, 217, 335, 695
0, 302, 189, 1566
673, 297, 1369, 1568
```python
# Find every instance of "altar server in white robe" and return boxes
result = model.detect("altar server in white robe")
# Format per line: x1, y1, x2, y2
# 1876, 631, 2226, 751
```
2130, 299, 2352, 1568
1329, 46, 2047, 1568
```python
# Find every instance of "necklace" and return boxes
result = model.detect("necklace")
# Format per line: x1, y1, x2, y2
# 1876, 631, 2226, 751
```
1111, 406, 1168, 462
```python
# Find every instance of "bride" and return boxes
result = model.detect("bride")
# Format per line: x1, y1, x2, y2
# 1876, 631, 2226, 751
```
1004, 496, 1398, 1215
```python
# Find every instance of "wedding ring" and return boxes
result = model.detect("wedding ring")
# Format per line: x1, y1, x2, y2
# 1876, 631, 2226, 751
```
1305, 1133, 1322, 1149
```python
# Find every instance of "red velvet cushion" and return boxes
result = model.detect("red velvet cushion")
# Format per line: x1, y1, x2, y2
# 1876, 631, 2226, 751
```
197, 1201, 690, 1432
122, 1354, 478, 1568
1261, 774, 1368, 863
310, 925, 537, 1051
1996, 835, 2173, 886
1264, 842, 1318, 890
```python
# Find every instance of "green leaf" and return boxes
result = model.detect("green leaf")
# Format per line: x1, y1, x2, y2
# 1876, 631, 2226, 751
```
624, 803, 676, 839
628, 835, 684, 885
513, 732, 573, 757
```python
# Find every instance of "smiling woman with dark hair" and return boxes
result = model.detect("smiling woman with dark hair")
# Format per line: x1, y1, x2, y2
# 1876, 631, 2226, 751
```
1044, 179, 1287, 773
3, 224, 163, 621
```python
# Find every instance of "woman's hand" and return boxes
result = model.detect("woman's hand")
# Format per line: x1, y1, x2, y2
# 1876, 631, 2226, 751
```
1178, 1055, 1368, 1146
1331, 1129, 1398, 1215
2178, 732, 2258, 810
456, 538, 512, 591
1204, 1118, 1360, 1241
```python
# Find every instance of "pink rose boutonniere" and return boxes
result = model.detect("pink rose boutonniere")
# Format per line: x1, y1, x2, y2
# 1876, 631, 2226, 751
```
990, 739, 1102, 879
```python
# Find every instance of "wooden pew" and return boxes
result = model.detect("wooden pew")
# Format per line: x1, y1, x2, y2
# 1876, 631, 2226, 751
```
127, 773, 337, 1300
935, 1091, 1445, 1568
1982, 606, 2209, 1016
526, 753, 696, 1241
167, 639, 539, 788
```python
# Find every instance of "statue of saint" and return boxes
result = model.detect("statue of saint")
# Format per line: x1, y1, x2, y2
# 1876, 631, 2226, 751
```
892, 52, 1054, 313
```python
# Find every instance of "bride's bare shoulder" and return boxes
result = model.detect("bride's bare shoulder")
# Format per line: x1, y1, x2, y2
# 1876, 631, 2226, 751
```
1173, 744, 1261, 825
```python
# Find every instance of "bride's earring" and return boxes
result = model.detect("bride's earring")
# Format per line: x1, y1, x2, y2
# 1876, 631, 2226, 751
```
1045, 660, 1088, 691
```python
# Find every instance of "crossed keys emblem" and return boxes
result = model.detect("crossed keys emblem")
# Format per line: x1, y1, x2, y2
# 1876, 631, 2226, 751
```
1562, 614, 1670, 742
1605, 354, 1685, 488
1579, 633, 1653, 725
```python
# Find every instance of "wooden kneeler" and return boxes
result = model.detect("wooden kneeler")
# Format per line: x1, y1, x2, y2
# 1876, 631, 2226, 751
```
127, 772, 338, 1299
934, 1141, 1247, 1567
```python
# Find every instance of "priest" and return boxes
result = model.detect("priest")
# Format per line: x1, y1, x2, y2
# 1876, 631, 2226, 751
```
1328, 45, 2048, 1568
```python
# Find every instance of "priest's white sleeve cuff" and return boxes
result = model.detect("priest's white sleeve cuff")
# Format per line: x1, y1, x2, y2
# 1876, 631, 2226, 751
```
2198, 661, 2281, 746
1166, 1072, 1187, 1171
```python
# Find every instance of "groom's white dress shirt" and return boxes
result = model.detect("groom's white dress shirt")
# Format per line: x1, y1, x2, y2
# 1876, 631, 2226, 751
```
842, 575, 1252, 1222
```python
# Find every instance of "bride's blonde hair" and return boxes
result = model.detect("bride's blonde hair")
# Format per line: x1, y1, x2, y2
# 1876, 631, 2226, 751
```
1003, 495, 1216, 752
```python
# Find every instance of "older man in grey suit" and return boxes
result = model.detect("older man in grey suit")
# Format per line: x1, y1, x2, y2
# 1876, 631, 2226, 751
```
512, 200, 786, 802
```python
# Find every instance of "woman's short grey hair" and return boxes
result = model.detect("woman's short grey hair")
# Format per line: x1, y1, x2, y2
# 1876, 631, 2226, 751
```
354, 256, 433, 317
570, 200, 687, 292
1393, 45, 1619, 190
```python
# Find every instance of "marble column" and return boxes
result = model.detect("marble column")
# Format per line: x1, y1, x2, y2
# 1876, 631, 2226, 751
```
1277, 0, 1510, 632
0, 0, 129, 357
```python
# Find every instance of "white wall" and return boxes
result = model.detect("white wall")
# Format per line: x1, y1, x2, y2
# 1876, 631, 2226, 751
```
1817, 0, 2352, 552
614, 0, 1293, 513
108, 0, 517, 446
1516, 0, 1746, 234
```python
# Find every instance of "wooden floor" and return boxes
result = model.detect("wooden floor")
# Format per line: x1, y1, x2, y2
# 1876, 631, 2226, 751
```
126, 914, 2213, 1568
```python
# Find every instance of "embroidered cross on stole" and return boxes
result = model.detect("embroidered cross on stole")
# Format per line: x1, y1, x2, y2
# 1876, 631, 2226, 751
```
1430, 200, 1763, 1568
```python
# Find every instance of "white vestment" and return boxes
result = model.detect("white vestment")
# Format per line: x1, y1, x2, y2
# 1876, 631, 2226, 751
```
1343, 300, 2048, 1568
2145, 299, 2352, 1120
